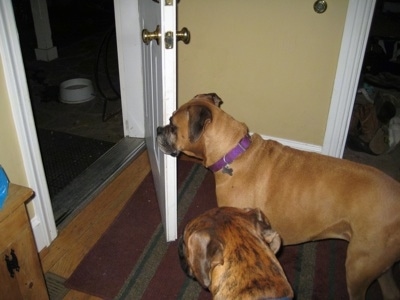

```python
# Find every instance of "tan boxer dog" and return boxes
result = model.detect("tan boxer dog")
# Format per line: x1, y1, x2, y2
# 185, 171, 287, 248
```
157, 93, 400, 300
179, 207, 294, 299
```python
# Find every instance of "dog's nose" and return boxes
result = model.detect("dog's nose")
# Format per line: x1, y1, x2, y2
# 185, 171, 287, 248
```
156, 126, 163, 135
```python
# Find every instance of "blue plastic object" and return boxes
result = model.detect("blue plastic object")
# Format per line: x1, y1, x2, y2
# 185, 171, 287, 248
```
0, 165, 10, 209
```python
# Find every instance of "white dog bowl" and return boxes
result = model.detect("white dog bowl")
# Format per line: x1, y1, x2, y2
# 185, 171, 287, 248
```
59, 78, 95, 104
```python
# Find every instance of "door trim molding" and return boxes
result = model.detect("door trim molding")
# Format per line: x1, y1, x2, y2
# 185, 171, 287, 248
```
0, 0, 57, 250
322, 0, 376, 157
114, 0, 144, 138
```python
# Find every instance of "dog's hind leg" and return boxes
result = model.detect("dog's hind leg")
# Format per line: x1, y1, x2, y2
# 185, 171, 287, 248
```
345, 242, 383, 300
345, 262, 371, 300
346, 239, 400, 300
377, 267, 400, 300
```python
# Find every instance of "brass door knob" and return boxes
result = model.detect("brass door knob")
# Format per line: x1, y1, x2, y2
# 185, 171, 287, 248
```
142, 25, 161, 45
176, 27, 190, 44
142, 26, 191, 46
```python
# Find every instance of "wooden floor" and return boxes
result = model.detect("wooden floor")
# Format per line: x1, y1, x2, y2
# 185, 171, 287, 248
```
40, 150, 151, 299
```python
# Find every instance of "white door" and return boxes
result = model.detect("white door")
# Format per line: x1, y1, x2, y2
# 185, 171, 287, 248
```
139, 0, 177, 241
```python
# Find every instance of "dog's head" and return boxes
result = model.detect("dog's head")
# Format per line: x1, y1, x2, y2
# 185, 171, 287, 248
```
178, 207, 283, 290
157, 93, 248, 163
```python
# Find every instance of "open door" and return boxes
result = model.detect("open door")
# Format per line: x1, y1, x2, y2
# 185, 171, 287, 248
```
139, 0, 178, 241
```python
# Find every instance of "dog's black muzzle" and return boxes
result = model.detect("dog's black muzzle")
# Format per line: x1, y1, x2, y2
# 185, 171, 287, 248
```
156, 126, 180, 157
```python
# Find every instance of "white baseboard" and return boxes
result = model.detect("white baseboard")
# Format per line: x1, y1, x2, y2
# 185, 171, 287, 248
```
259, 134, 322, 154
31, 216, 47, 252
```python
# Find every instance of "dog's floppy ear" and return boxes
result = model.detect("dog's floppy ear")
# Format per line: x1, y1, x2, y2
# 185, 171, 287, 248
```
204, 93, 223, 107
187, 105, 212, 143
178, 236, 194, 279
248, 208, 282, 254
186, 230, 224, 288
193, 93, 223, 107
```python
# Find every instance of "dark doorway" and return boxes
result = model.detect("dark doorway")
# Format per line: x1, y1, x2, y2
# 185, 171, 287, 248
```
12, 0, 127, 225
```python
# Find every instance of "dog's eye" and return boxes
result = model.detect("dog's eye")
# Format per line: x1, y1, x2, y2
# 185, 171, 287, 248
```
170, 124, 177, 134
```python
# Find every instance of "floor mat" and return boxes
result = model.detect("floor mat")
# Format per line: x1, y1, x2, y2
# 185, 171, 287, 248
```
37, 129, 115, 198
45, 272, 69, 300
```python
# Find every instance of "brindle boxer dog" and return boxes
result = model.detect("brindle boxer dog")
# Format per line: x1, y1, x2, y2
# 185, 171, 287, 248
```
179, 206, 294, 299
157, 93, 400, 300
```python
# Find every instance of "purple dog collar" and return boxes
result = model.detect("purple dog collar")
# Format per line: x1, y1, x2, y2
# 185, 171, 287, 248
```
208, 135, 252, 173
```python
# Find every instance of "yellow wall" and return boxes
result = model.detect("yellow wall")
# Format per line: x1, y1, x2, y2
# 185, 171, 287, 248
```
0, 56, 35, 216
0, 57, 28, 187
178, 0, 348, 145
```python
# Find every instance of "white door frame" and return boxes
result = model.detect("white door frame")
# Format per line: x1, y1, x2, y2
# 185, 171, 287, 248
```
0, 0, 57, 250
322, 0, 376, 157
114, 0, 145, 138
1, 0, 374, 250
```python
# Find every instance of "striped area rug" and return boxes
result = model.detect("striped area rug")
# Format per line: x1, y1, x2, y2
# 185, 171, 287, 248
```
65, 159, 395, 300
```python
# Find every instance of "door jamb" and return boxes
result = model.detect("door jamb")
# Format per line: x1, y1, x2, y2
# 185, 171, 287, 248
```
322, 0, 376, 157
0, 0, 57, 250
114, 0, 145, 138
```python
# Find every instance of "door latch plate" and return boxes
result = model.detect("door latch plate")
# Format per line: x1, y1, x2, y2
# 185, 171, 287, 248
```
165, 31, 174, 49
